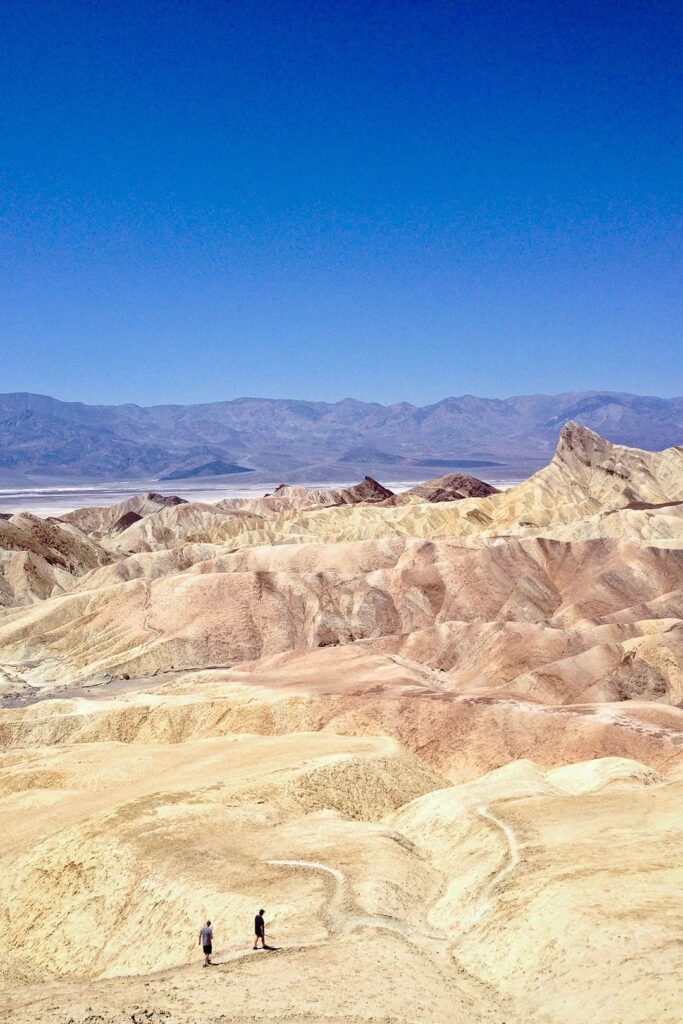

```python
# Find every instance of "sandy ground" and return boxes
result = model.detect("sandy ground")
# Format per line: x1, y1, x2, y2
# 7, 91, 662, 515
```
1, 690, 682, 1023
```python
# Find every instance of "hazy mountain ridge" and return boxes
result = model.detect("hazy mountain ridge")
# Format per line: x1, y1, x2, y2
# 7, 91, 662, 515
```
0, 390, 682, 482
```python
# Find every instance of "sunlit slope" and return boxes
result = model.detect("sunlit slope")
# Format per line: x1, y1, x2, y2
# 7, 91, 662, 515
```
1, 735, 681, 1024
104, 422, 683, 553
2, 666, 682, 782
0, 732, 441, 984
1, 533, 682, 694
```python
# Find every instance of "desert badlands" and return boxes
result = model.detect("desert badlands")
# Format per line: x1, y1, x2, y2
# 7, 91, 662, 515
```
1, 421, 683, 1024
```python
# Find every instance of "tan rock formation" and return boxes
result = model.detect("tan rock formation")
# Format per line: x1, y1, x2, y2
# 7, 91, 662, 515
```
383, 471, 499, 504
62, 491, 187, 535
1, 423, 682, 1023
0, 512, 109, 608
217, 475, 394, 515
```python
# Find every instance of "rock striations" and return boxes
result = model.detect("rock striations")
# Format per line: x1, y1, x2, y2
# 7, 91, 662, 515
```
0, 421, 682, 1024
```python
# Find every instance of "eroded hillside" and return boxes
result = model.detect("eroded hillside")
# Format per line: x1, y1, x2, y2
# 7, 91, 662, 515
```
1, 422, 682, 1024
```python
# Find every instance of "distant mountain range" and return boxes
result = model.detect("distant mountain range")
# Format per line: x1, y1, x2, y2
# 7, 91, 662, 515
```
0, 390, 681, 484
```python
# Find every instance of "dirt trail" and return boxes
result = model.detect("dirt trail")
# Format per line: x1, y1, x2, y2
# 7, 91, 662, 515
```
446, 803, 522, 940
267, 802, 522, 950
476, 805, 521, 904
266, 857, 446, 949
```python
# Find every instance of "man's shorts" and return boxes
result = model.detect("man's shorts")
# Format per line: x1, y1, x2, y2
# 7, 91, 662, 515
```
203, 943, 212, 955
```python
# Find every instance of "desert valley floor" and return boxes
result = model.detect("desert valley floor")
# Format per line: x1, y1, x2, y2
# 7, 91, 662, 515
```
1, 422, 683, 1024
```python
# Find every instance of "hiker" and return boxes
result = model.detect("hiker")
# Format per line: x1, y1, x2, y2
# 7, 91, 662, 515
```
253, 908, 266, 949
199, 920, 213, 966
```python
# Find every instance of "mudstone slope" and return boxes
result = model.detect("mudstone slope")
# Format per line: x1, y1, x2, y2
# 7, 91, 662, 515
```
1, 421, 682, 1024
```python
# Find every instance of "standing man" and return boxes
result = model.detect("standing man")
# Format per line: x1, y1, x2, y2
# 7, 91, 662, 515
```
199, 919, 213, 966
253, 909, 266, 949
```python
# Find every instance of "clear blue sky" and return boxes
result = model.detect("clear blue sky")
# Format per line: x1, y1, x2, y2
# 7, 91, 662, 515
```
1, 0, 682, 406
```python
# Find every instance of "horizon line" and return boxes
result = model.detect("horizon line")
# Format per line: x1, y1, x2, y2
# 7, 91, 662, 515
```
2, 388, 682, 411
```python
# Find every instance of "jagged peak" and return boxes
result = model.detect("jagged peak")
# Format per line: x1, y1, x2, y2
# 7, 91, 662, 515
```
545, 420, 681, 506
337, 476, 394, 502
557, 420, 612, 450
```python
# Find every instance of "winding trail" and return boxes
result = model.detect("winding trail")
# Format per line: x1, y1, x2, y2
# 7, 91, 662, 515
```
142, 581, 164, 642
266, 857, 446, 949
267, 859, 345, 934
267, 804, 521, 947
476, 804, 521, 901
442, 802, 522, 945
262, 801, 522, 981
452, 803, 521, 934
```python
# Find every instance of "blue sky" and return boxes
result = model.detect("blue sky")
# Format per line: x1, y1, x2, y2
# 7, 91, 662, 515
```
1, 0, 682, 406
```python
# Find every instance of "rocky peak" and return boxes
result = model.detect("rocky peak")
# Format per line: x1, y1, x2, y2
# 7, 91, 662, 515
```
346, 476, 395, 502
555, 421, 613, 462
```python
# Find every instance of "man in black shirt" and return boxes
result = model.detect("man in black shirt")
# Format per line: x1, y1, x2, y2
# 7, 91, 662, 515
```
253, 909, 266, 949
